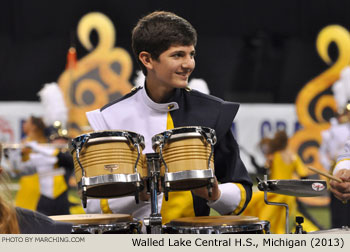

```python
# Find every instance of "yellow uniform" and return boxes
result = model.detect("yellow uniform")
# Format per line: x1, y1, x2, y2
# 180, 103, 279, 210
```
243, 151, 317, 234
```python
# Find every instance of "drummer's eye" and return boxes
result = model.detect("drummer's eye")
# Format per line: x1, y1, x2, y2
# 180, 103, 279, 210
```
172, 52, 184, 58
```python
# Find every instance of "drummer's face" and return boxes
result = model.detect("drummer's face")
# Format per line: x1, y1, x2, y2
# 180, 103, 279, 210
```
22, 118, 33, 134
150, 45, 195, 90
52, 138, 67, 144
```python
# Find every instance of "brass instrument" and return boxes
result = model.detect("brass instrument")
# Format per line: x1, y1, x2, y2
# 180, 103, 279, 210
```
2, 143, 69, 150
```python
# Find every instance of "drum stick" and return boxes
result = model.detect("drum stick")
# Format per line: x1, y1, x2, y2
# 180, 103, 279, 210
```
308, 166, 348, 204
308, 166, 342, 183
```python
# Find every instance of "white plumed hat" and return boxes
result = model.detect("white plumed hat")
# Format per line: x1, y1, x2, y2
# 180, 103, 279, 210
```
332, 66, 350, 113
133, 70, 145, 87
37, 82, 68, 130
188, 78, 210, 95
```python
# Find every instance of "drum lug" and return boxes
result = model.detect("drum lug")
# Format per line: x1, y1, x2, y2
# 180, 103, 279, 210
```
164, 181, 170, 201
164, 189, 169, 201
134, 191, 140, 204
82, 186, 87, 208
208, 188, 212, 198
134, 182, 140, 204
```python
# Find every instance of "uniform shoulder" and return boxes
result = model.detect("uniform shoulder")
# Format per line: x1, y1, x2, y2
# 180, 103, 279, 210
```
184, 88, 240, 110
101, 86, 142, 111
184, 87, 224, 103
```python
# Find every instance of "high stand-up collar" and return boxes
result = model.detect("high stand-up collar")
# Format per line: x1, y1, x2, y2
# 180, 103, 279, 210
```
140, 85, 179, 112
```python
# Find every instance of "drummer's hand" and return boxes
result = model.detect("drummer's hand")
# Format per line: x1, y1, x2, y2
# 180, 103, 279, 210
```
192, 177, 221, 201
329, 169, 350, 201
139, 180, 150, 201
139, 178, 163, 201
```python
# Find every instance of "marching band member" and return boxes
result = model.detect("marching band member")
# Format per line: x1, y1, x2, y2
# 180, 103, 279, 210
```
331, 141, 350, 201
85, 11, 252, 226
319, 66, 350, 228
0, 143, 73, 234
4, 83, 73, 216
242, 131, 318, 233
13, 116, 46, 211
32, 83, 73, 215
24, 136, 71, 216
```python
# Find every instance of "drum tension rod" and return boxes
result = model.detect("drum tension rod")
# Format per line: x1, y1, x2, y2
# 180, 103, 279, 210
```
123, 132, 143, 205
73, 134, 90, 208
199, 128, 216, 199
133, 144, 142, 204
158, 144, 171, 201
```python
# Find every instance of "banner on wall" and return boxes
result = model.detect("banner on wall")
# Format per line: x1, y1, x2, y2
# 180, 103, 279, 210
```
58, 12, 134, 137
0, 102, 300, 173
234, 104, 299, 173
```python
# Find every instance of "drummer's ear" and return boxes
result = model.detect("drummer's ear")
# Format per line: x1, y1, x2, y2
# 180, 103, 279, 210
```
139, 52, 153, 71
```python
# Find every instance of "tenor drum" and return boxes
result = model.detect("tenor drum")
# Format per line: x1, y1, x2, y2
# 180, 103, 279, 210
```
151, 126, 216, 191
71, 130, 145, 198
50, 214, 142, 234
163, 216, 270, 234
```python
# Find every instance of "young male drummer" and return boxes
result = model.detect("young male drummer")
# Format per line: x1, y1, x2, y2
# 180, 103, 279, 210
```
85, 11, 252, 225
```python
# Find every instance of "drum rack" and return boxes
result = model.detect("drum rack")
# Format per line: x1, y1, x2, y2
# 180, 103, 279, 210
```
143, 151, 217, 234
70, 127, 218, 234
144, 153, 163, 234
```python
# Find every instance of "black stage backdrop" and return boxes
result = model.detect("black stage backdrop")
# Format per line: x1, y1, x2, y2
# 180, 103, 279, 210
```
1, 0, 350, 103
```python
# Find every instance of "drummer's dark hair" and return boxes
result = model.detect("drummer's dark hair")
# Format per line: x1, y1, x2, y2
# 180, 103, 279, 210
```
131, 11, 197, 75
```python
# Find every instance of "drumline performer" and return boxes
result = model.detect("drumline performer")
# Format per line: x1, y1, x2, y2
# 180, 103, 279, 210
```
330, 141, 350, 202
85, 11, 252, 226
243, 131, 320, 234
319, 66, 350, 228
0, 143, 73, 234
6, 116, 46, 211
34, 83, 74, 215
5, 83, 73, 216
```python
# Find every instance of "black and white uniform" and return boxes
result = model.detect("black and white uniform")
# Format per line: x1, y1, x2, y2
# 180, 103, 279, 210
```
23, 143, 72, 216
85, 86, 252, 223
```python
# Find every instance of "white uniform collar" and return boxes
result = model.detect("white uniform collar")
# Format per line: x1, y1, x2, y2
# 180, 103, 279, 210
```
140, 86, 179, 112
